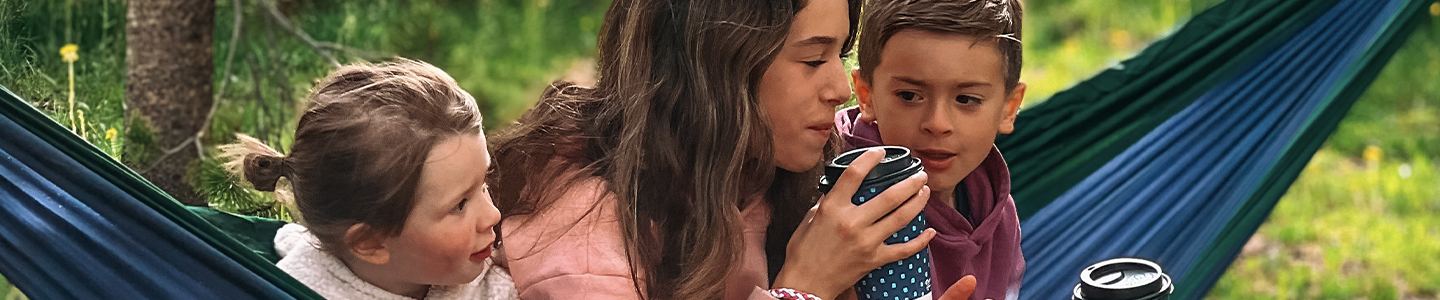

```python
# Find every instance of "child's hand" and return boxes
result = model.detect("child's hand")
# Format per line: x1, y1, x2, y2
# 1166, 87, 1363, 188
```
773, 148, 935, 300
937, 275, 978, 300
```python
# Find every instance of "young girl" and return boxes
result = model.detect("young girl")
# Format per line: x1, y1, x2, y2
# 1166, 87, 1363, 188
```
222, 60, 515, 299
488, 0, 940, 299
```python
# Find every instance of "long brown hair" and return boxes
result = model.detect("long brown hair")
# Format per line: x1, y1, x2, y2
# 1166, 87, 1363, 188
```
221, 59, 483, 257
489, 0, 860, 298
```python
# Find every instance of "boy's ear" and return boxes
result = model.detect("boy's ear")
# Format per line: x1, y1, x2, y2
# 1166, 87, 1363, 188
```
345, 223, 391, 265
852, 69, 877, 123
998, 82, 1027, 134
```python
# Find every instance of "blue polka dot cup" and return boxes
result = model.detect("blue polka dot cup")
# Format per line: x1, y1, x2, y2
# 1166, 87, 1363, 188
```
819, 146, 932, 300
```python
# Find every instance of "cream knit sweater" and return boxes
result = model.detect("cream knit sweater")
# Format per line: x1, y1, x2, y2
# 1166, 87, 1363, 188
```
275, 224, 517, 299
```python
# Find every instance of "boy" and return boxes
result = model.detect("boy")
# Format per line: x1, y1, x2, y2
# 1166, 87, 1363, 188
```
835, 0, 1026, 298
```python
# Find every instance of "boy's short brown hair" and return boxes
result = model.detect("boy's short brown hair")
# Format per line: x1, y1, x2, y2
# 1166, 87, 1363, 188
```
858, 0, 1023, 90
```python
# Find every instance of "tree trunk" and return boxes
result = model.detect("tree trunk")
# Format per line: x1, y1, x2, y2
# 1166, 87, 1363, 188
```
125, 0, 213, 205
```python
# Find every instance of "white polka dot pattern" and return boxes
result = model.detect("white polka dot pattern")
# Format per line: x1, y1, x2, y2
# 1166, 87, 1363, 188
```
852, 185, 931, 300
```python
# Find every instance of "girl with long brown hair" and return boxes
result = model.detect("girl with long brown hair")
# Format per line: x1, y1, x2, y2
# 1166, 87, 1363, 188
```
489, 0, 935, 299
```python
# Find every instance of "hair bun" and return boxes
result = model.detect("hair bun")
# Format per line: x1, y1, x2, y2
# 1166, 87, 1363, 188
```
243, 154, 288, 191
220, 134, 290, 192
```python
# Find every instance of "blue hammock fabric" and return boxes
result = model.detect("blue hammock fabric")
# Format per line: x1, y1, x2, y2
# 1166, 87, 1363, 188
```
0, 85, 318, 299
1013, 0, 1424, 298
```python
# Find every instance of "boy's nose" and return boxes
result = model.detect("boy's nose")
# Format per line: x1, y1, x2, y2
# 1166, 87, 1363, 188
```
921, 105, 954, 136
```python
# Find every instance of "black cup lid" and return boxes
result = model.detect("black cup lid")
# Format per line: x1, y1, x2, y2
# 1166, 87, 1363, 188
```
1074, 258, 1172, 300
818, 146, 922, 193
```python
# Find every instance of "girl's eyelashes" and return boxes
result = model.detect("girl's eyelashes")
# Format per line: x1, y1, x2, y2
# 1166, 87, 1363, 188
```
452, 197, 469, 213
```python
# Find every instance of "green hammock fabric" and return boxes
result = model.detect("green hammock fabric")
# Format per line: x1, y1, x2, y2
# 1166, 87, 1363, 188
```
187, 206, 288, 263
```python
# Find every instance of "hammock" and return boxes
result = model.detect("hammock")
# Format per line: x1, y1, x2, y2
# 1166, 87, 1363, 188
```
0, 0, 1426, 298
0, 88, 319, 299
997, 0, 1428, 298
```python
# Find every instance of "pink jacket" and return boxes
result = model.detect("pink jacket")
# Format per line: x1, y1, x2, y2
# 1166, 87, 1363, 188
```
497, 176, 779, 299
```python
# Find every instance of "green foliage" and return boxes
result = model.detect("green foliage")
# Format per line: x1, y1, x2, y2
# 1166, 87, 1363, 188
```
197, 0, 607, 218
194, 156, 293, 220
0, 0, 126, 159
1, 274, 26, 300
1021, 0, 1223, 103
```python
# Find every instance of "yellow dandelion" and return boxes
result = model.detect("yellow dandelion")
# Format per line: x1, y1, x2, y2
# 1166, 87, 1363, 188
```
1430, 1, 1439, 17
1108, 29, 1134, 50
1362, 145, 1382, 165
61, 44, 80, 131
106, 128, 118, 142
1061, 37, 1082, 57
59, 44, 79, 63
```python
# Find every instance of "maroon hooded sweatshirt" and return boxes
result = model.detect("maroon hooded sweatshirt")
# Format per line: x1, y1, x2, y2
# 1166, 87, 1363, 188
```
835, 107, 1025, 300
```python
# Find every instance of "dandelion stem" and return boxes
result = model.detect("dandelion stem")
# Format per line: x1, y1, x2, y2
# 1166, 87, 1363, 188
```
67, 61, 76, 132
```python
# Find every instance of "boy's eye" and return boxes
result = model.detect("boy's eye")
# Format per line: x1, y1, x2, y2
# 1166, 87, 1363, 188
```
955, 95, 982, 105
896, 91, 922, 103
803, 59, 827, 67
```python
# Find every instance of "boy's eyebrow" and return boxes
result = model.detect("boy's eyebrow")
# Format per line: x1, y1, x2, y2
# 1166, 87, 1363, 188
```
792, 36, 837, 47
892, 76, 993, 89
892, 76, 931, 88
954, 81, 993, 89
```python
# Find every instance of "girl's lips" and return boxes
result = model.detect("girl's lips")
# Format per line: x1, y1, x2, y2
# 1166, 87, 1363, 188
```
807, 124, 833, 137
805, 124, 834, 145
470, 246, 493, 262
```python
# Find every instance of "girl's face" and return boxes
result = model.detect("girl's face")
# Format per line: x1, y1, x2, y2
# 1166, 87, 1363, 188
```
758, 0, 852, 172
380, 133, 501, 286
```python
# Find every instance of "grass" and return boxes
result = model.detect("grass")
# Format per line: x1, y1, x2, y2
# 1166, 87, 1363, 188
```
0, 0, 126, 158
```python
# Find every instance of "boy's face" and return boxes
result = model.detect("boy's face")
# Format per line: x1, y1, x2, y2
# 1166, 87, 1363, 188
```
855, 30, 1025, 193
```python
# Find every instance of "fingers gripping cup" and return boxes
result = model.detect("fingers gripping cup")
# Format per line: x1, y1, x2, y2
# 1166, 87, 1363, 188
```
819, 146, 932, 300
